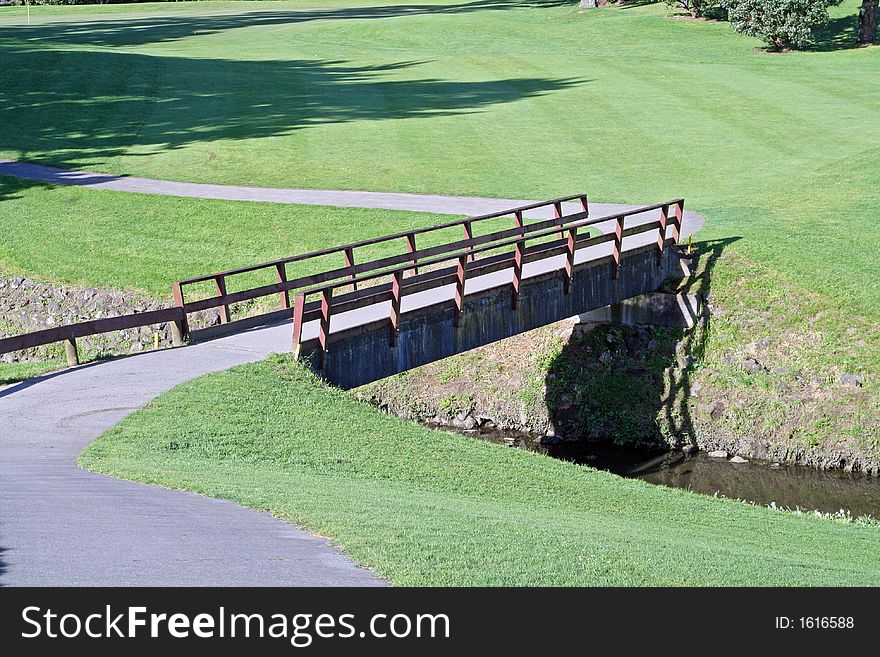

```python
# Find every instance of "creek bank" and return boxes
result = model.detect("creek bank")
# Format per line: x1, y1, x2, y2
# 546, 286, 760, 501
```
355, 306, 880, 475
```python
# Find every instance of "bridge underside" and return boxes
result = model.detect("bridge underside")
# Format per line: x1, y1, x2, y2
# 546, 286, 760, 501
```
299, 241, 685, 389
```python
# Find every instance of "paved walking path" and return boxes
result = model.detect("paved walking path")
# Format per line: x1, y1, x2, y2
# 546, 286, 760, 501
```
0, 159, 704, 233
0, 322, 384, 586
0, 158, 704, 586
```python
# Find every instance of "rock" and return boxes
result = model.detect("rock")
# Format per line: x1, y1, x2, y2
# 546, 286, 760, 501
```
740, 358, 763, 374
646, 339, 659, 351
754, 337, 774, 351
771, 462, 782, 469
578, 0, 599, 7
708, 400, 725, 421
599, 350, 613, 365
839, 373, 864, 388
677, 355, 694, 370
729, 455, 749, 464
708, 450, 729, 458
771, 366, 792, 377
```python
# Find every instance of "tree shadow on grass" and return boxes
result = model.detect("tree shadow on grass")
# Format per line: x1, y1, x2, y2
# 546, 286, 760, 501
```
804, 15, 861, 52
543, 237, 739, 452
0, 42, 587, 174
0, 0, 573, 48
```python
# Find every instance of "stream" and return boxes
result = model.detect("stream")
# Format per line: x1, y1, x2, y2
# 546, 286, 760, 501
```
472, 427, 880, 519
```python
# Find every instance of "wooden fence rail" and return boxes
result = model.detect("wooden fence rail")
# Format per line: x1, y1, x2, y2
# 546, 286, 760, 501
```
291, 199, 684, 367
0, 195, 685, 371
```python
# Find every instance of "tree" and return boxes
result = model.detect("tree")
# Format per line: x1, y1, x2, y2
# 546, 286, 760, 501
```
858, 0, 878, 44
663, 0, 718, 18
722, 0, 843, 50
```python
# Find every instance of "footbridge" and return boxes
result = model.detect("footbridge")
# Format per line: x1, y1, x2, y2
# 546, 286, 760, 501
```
0, 195, 688, 390
288, 196, 687, 388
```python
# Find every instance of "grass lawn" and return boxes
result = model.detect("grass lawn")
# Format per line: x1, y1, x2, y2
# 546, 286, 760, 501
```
0, 358, 66, 385
0, 175, 455, 297
79, 355, 880, 586
1, 0, 879, 318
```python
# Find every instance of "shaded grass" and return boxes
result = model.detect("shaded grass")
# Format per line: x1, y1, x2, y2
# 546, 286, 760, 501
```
80, 355, 880, 586
0, 1, 879, 319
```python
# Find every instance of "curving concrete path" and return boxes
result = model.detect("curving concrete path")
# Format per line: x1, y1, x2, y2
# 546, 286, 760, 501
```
0, 159, 704, 586
0, 322, 386, 586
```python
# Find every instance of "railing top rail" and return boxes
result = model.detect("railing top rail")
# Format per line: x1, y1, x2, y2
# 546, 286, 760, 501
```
296, 199, 682, 298
175, 193, 590, 287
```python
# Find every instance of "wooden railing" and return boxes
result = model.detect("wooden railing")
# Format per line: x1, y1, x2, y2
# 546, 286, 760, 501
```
169, 194, 590, 338
291, 199, 684, 367
0, 195, 685, 370
0, 307, 185, 366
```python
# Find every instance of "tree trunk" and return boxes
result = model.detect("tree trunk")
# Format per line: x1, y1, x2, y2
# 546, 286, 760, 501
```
859, 0, 879, 45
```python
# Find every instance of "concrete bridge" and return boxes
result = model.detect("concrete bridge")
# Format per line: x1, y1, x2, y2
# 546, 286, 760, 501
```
289, 196, 689, 389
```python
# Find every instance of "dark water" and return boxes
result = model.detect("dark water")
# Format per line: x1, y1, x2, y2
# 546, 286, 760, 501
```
472, 428, 880, 519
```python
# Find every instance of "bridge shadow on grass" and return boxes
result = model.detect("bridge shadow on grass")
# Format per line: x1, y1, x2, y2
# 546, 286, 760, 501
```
0, 42, 585, 175
543, 237, 739, 452
0, 0, 574, 48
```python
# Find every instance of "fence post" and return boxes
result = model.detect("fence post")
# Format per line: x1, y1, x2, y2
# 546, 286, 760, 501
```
291, 293, 305, 358
64, 337, 79, 367
657, 204, 668, 267
389, 270, 403, 347
579, 194, 589, 215
613, 215, 625, 280
214, 275, 231, 324
454, 255, 467, 327
553, 200, 564, 239
511, 238, 525, 310
462, 221, 475, 263
344, 247, 358, 292
405, 233, 419, 276
170, 281, 189, 346
672, 200, 684, 243
275, 262, 290, 310
564, 227, 577, 294
318, 288, 332, 369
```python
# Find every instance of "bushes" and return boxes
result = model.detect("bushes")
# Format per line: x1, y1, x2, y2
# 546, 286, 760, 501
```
721, 0, 843, 50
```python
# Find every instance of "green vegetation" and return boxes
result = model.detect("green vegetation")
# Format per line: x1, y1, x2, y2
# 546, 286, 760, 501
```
80, 356, 880, 585
723, 0, 843, 50
0, 358, 65, 385
0, 176, 453, 296
1, 0, 879, 317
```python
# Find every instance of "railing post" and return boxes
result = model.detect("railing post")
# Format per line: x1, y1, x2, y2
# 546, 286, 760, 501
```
613, 215, 625, 280
553, 200, 564, 239
344, 247, 358, 292
511, 212, 525, 309
579, 194, 589, 215
170, 281, 189, 346
657, 204, 669, 267
462, 221, 475, 263
564, 227, 577, 294
511, 239, 525, 310
389, 270, 403, 347
291, 293, 305, 358
454, 255, 467, 327
275, 262, 290, 310
214, 275, 231, 324
318, 288, 332, 369
672, 200, 684, 243
64, 337, 79, 367
405, 232, 419, 276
